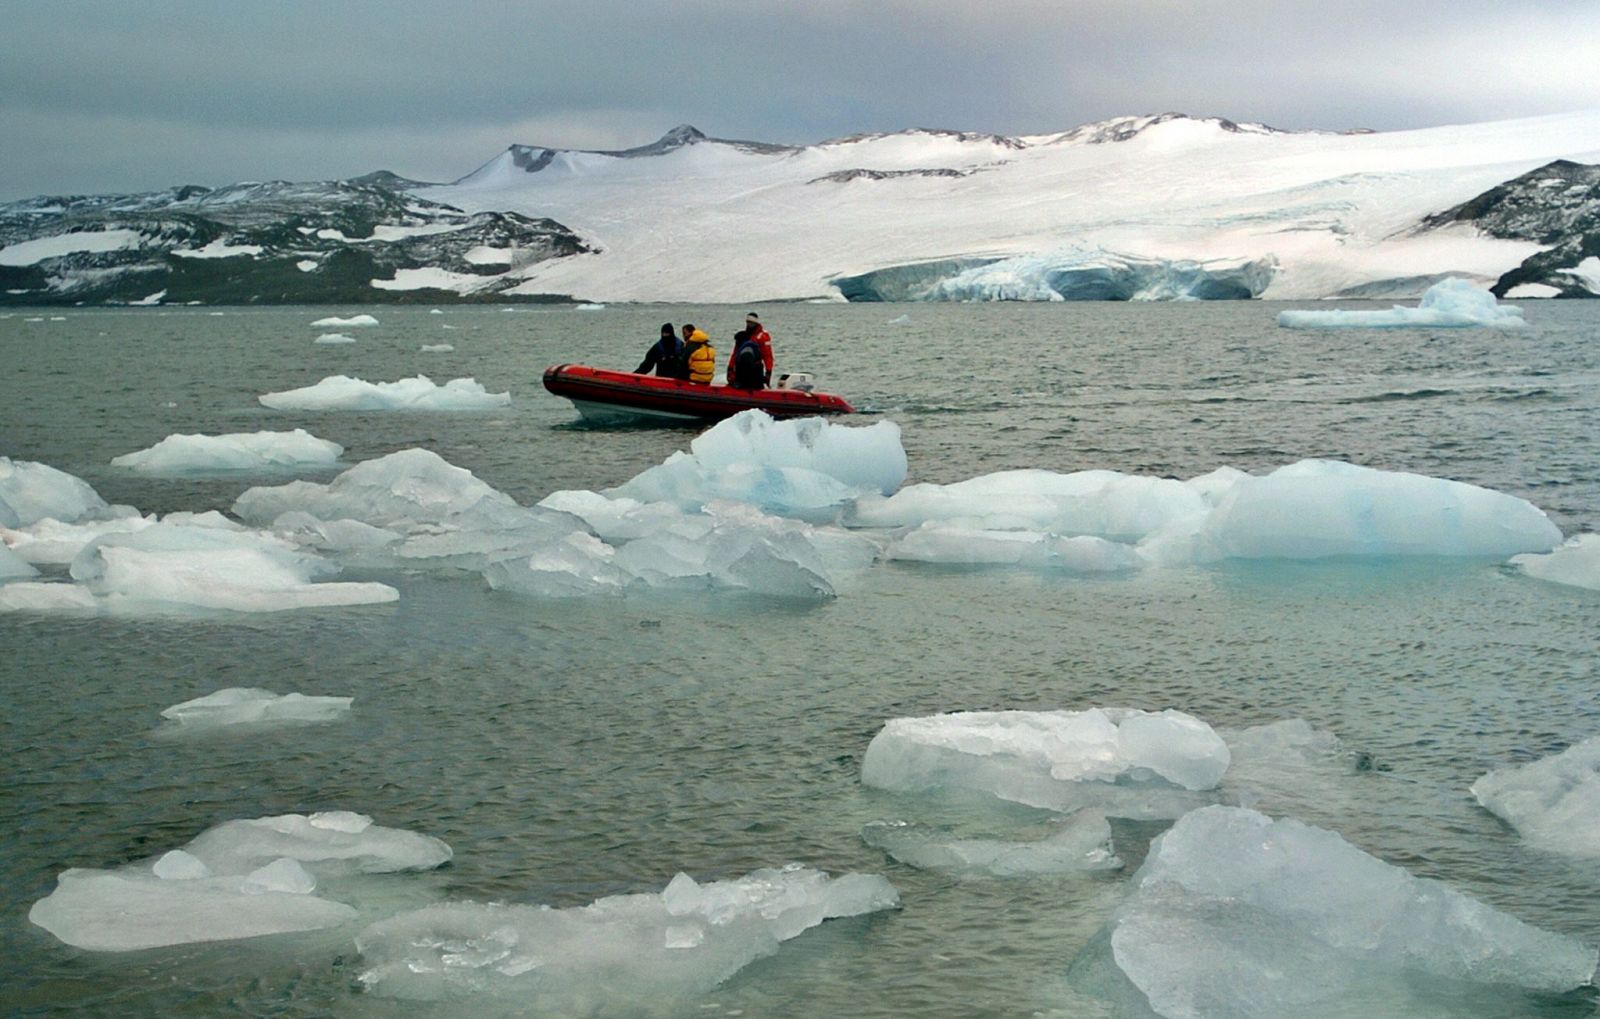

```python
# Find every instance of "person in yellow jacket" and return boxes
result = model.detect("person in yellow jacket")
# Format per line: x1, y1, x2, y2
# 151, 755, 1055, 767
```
681, 325, 716, 384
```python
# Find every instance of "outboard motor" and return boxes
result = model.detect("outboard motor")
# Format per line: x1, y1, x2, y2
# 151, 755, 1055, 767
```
775, 372, 815, 392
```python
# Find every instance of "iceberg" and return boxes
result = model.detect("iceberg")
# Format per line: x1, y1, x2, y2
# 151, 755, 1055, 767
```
1072, 806, 1597, 1018
1277, 277, 1527, 329
355, 864, 898, 1004
111, 429, 343, 473
29, 812, 450, 951
611, 410, 907, 520
419, 343, 454, 352
313, 332, 357, 344
1472, 736, 1600, 856
64, 522, 398, 614
1203, 459, 1561, 559
258, 375, 510, 412
0, 455, 117, 527
1510, 533, 1600, 591
309, 314, 379, 327
159, 687, 353, 728
888, 525, 1142, 572
860, 813, 1121, 877
861, 708, 1230, 819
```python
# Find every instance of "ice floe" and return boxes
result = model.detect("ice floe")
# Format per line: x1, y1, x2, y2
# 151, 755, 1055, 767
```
0, 455, 123, 528
309, 314, 379, 328
355, 864, 898, 1004
419, 343, 454, 352
861, 812, 1121, 877
861, 708, 1231, 819
1071, 806, 1597, 1018
258, 375, 510, 412
610, 410, 906, 520
160, 687, 353, 728
111, 429, 343, 473
1509, 533, 1600, 592
1277, 278, 1527, 329
1472, 736, 1600, 856
313, 332, 357, 344
29, 812, 451, 951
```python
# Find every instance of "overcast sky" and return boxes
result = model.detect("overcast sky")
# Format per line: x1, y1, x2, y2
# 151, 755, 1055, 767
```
3, 0, 1598, 200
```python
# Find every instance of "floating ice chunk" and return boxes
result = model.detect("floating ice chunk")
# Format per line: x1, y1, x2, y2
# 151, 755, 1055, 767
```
0, 456, 114, 527
0, 581, 100, 612
538, 490, 686, 542
2, 514, 155, 565
270, 511, 404, 553
850, 468, 1205, 541
1510, 534, 1600, 591
240, 858, 317, 896
152, 849, 211, 880
1472, 736, 1600, 856
313, 332, 357, 344
862, 708, 1230, 819
0, 542, 38, 580
355, 864, 898, 1004
1203, 459, 1561, 558
1278, 278, 1527, 329
1216, 719, 1365, 817
29, 811, 449, 951
419, 343, 454, 352
28, 867, 356, 951
483, 531, 631, 598
575, 302, 606, 310
160, 687, 353, 728
67, 522, 398, 614
888, 524, 1142, 572
861, 813, 1122, 877
259, 374, 510, 411
1073, 806, 1597, 1018
181, 811, 450, 876
112, 429, 343, 473
310, 314, 379, 327
612, 411, 906, 519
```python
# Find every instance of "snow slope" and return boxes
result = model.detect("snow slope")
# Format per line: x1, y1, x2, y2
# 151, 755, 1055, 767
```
423, 111, 1600, 302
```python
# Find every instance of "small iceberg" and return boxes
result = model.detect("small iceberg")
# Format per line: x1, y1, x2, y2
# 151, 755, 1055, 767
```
258, 375, 510, 412
111, 429, 342, 474
1070, 806, 1597, 1017
1472, 735, 1600, 856
160, 687, 353, 728
1277, 277, 1527, 329
1509, 534, 1600, 592
313, 332, 357, 344
861, 813, 1121, 877
310, 314, 379, 328
29, 811, 451, 951
1, 455, 122, 528
419, 343, 454, 352
355, 864, 898, 1004
861, 707, 1230, 819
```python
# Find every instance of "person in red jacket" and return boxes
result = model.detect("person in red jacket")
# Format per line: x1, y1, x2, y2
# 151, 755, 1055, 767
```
727, 311, 773, 389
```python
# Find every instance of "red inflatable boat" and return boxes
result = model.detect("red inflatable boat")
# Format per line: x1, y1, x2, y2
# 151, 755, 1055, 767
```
542, 364, 855, 422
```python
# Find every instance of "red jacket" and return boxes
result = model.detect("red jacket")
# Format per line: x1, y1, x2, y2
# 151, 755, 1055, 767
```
727, 327, 773, 380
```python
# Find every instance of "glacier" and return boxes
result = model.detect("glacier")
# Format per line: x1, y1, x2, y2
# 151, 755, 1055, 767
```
844, 248, 1276, 302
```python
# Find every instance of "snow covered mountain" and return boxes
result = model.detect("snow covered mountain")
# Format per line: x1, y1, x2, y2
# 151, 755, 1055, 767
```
5, 110, 1600, 305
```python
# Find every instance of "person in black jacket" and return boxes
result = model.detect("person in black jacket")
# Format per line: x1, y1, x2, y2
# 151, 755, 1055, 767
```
635, 323, 683, 377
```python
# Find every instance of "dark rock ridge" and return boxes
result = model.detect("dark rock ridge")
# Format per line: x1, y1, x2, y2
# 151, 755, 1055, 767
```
464, 124, 799, 182
807, 167, 976, 185
0, 178, 588, 306
1422, 159, 1600, 297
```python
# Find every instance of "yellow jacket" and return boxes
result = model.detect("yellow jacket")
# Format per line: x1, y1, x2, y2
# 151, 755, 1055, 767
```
684, 330, 716, 384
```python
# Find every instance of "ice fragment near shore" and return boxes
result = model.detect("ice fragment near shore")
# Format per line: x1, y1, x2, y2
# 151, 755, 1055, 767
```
310, 314, 378, 327
1075, 806, 1596, 1018
258, 374, 509, 411
112, 429, 342, 473
862, 708, 1229, 818
355, 864, 898, 1003
29, 812, 449, 951
1278, 277, 1526, 329
1510, 534, 1600, 591
160, 687, 353, 728
1472, 736, 1600, 856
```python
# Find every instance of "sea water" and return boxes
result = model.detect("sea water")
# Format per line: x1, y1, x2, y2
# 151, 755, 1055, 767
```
1, 301, 1598, 1017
